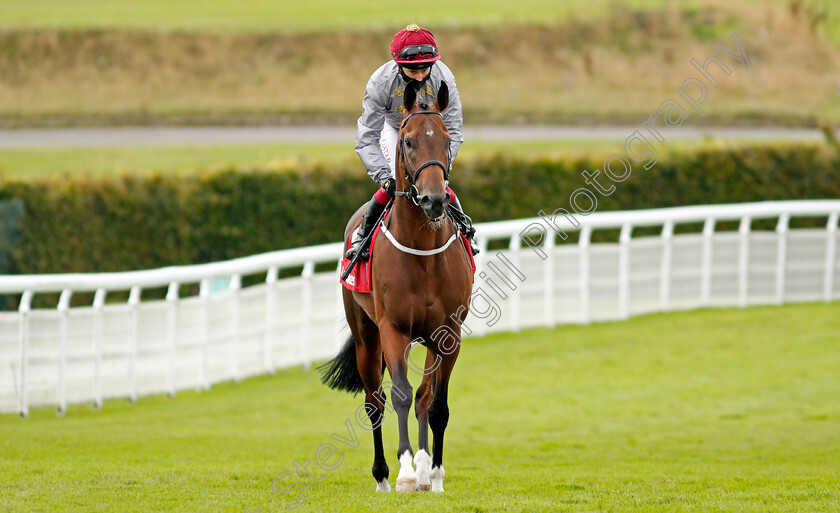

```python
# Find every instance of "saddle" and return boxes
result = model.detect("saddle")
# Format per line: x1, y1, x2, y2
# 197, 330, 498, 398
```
339, 220, 384, 293
339, 206, 476, 294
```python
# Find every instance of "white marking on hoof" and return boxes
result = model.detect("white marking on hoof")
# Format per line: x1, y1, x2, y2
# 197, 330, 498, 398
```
396, 451, 416, 480
376, 478, 391, 493
414, 450, 432, 491
430, 465, 445, 492
395, 450, 418, 492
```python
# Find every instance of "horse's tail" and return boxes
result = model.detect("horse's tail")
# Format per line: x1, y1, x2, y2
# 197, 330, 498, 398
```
318, 334, 364, 395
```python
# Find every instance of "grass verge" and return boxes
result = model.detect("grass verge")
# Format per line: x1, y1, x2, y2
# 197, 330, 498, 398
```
1, 303, 838, 512
0, 0, 698, 33
1, 0, 837, 46
0, 138, 808, 180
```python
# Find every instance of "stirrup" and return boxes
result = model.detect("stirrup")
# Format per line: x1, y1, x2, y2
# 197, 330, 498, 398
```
468, 238, 480, 256
345, 234, 370, 261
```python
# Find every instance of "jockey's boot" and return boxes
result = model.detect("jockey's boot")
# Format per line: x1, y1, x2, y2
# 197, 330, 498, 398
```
449, 196, 480, 256
345, 199, 387, 261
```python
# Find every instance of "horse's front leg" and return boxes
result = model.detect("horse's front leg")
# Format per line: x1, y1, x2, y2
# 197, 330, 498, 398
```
379, 322, 418, 493
429, 347, 459, 493
413, 351, 435, 491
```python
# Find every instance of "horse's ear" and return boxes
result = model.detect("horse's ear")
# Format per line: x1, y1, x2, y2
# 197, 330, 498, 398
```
435, 81, 449, 112
403, 83, 417, 114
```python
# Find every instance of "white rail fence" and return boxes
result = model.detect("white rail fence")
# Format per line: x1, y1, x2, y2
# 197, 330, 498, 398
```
1, 200, 838, 416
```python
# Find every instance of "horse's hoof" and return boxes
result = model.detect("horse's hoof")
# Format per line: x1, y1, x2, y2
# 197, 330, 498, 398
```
413, 449, 432, 492
375, 478, 391, 493
430, 465, 445, 492
395, 477, 418, 493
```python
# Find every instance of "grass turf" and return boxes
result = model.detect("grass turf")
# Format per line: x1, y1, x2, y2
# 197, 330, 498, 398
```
0, 0, 693, 33
0, 138, 800, 180
1, 0, 837, 45
1, 303, 838, 512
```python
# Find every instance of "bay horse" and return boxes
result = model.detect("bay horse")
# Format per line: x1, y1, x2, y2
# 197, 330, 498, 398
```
320, 81, 473, 493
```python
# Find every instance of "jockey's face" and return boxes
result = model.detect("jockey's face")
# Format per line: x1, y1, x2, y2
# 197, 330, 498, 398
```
401, 66, 431, 82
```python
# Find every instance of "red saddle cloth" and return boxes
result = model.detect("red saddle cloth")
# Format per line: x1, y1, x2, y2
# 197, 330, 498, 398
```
339, 223, 476, 294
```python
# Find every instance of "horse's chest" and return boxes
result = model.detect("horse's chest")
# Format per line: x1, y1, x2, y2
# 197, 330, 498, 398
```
377, 273, 470, 331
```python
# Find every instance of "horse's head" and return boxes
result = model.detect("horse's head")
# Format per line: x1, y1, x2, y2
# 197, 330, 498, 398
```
397, 81, 451, 223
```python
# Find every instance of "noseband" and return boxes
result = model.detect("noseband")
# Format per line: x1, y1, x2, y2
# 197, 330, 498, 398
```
396, 110, 451, 205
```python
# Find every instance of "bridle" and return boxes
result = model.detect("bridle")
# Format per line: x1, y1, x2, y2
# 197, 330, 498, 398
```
379, 108, 465, 258
395, 110, 451, 206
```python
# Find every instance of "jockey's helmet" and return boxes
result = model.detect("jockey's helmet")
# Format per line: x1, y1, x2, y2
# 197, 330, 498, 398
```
391, 24, 440, 69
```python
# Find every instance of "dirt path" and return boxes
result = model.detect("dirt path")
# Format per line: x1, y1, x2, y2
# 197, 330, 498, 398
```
0, 125, 831, 148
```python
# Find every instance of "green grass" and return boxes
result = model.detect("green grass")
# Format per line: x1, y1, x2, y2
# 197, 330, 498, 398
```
2, 303, 838, 512
0, 0, 694, 33
0, 138, 798, 179
1, 0, 837, 45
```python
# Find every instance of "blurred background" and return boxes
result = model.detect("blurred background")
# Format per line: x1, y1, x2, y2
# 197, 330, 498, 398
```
1, 0, 838, 279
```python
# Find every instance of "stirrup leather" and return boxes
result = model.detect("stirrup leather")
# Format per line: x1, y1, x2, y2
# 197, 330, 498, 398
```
447, 204, 480, 255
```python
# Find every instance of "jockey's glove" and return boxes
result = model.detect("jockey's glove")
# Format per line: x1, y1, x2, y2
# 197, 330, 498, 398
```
380, 178, 396, 197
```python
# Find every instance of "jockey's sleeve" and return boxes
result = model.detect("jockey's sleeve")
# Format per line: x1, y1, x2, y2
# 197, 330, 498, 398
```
355, 72, 392, 185
434, 62, 464, 164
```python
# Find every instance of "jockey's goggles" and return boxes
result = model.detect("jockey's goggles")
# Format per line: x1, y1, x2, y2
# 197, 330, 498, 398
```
393, 44, 438, 61
400, 62, 432, 71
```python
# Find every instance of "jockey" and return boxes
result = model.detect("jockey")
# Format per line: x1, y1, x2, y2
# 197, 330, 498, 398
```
345, 23, 479, 261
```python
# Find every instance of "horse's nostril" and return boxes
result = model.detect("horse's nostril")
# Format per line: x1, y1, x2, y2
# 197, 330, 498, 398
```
420, 196, 433, 210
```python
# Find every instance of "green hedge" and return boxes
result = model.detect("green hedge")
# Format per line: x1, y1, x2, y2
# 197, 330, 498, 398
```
1, 144, 838, 276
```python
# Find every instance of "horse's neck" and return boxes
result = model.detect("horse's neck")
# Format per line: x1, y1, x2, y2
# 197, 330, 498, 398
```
390, 197, 454, 248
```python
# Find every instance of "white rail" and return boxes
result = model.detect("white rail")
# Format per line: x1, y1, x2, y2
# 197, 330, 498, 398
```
1, 200, 838, 416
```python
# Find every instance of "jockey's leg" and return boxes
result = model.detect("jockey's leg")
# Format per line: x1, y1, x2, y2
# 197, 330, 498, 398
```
445, 186, 480, 256
345, 187, 392, 261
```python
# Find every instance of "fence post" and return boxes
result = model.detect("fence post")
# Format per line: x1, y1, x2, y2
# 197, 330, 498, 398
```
230, 274, 241, 382
265, 267, 278, 375
618, 224, 632, 320
18, 290, 33, 418
474, 237, 490, 338
165, 282, 179, 397
825, 212, 839, 302
509, 236, 522, 332
300, 261, 315, 370
544, 231, 556, 328
93, 288, 106, 409
128, 286, 141, 403
701, 217, 716, 307
476, 236, 489, 272
775, 213, 790, 305
579, 226, 592, 324
57, 289, 72, 416
738, 216, 752, 308
199, 279, 210, 391
659, 221, 674, 312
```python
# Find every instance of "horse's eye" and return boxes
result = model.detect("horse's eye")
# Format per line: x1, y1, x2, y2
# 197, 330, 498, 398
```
405, 138, 413, 149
